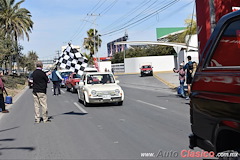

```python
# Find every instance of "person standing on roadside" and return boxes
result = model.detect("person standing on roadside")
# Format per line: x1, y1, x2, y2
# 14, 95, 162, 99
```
0, 71, 9, 113
184, 56, 193, 100
32, 61, 51, 123
50, 67, 63, 96
173, 63, 186, 98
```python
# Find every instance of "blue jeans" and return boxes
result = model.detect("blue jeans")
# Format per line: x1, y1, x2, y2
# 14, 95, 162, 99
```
180, 80, 186, 97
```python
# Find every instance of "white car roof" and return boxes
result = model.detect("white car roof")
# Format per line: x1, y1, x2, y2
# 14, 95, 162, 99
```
85, 72, 112, 75
84, 67, 98, 72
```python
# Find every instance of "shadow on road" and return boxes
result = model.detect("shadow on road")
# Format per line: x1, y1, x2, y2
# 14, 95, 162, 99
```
63, 111, 87, 116
0, 126, 19, 133
0, 127, 35, 156
0, 147, 35, 151
49, 111, 87, 119
0, 138, 15, 142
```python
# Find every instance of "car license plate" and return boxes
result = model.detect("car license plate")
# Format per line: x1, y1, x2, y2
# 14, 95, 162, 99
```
102, 95, 111, 99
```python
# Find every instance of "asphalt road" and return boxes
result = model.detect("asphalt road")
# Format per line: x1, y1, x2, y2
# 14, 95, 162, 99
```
0, 74, 193, 160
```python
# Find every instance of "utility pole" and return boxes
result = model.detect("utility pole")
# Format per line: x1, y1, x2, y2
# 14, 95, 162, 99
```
123, 30, 128, 73
56, 50, 60, 58
87, 14, 100, 60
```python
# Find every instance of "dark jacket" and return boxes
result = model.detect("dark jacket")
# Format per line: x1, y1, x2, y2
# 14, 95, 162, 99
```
51, 70, 61, 82
184, 61, 193, 78
32, 69, 48, 94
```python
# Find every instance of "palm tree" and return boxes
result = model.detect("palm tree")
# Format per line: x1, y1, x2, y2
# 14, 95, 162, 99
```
0, 0, 33, 73
83, 29, 102, 57
0, 34, 15, 71
26, 50, 38, 71
83, 52, 93, 66
28, 50, 38, 61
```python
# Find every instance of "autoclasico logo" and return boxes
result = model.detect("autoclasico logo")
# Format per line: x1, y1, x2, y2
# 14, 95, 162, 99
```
141, 150, 215, 158
180, 150, 215, 158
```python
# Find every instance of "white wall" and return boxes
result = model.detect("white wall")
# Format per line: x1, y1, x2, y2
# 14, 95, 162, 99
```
99, 61, 112, 72
124, 55, 175, 73
185, 51, 199, 63
177, 50, 199, 69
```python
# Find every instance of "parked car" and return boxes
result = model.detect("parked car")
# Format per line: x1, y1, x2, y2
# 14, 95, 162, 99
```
59, 70, 73, 87
27, 72, 33, 88
189, 10, 240, 157
140, 65, 153, 76
77, 72, 124, 106
65, 72, 81, 93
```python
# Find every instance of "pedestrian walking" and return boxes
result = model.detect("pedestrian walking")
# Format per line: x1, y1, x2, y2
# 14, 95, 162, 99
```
111, 68, 114, 75
183, 56, 193, 100
50, 67, 63, 96
0, 71, 9, 113
32, 61, 51, 123
173, 63, 186, 98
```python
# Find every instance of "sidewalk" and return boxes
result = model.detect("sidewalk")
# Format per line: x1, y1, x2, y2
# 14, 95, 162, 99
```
0, 86, 28, 116
153, 71, 179, 89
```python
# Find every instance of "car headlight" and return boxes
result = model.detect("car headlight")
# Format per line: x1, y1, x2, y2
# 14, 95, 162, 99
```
115, 89, 120, 94
91, 90, 97, 96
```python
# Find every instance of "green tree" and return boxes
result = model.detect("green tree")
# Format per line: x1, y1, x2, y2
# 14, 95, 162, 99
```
0, 0, 33, 73
25, 50, 38, 71
83, 52, 94, 66
83, 29, 102, 57
19, 54, 27, 72
0, 34, 15, 70
111, 52, 124, 64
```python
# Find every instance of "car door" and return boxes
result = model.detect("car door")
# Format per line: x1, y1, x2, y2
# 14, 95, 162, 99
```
66, 74, 72, 88
78, 74, 86, 100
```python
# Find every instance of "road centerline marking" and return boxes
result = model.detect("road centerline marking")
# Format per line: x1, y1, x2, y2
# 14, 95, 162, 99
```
136, 100, 166, 110
74, 102, 88, 114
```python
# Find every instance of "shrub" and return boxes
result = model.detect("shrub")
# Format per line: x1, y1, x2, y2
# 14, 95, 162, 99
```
4, 75, 26, 89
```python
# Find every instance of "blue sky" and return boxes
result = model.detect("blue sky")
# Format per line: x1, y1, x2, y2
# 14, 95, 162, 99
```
20, 0, 195, 60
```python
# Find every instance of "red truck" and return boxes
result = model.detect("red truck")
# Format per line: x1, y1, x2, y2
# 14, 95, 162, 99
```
65, 72, 81, 93
140, 64, 153, 77
189, 10, 240, 159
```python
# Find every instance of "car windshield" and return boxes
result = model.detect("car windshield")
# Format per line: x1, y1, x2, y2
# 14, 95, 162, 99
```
87, 74, 115, 84
142, 65, 151, 69
73, 74, 81, 79
60, 72, 72, 78
143, 66, 151, 68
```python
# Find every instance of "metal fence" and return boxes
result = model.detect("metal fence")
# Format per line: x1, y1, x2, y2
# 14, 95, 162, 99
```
111, 63, 125, 73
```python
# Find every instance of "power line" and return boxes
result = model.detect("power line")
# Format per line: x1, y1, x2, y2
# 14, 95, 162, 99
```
68, 0, 103, 42
101, 0, 180, 36
131, 0, 195, 36
101, 0, 153, 32
92, 0, 108, 14
105, 0, 162, 33
99, 0, 119, 15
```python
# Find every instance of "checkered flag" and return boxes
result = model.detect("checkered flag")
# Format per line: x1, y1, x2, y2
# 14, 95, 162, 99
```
56, 44, 88, 75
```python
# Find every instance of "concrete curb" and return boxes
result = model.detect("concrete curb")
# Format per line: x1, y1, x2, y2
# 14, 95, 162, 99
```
3, 86, 29, 112
153, 72, 177, 89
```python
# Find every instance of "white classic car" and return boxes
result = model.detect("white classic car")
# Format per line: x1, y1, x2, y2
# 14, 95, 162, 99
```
77, 72, 124, 106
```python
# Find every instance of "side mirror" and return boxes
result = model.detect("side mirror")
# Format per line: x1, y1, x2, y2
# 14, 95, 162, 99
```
115, 80, 120, 84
